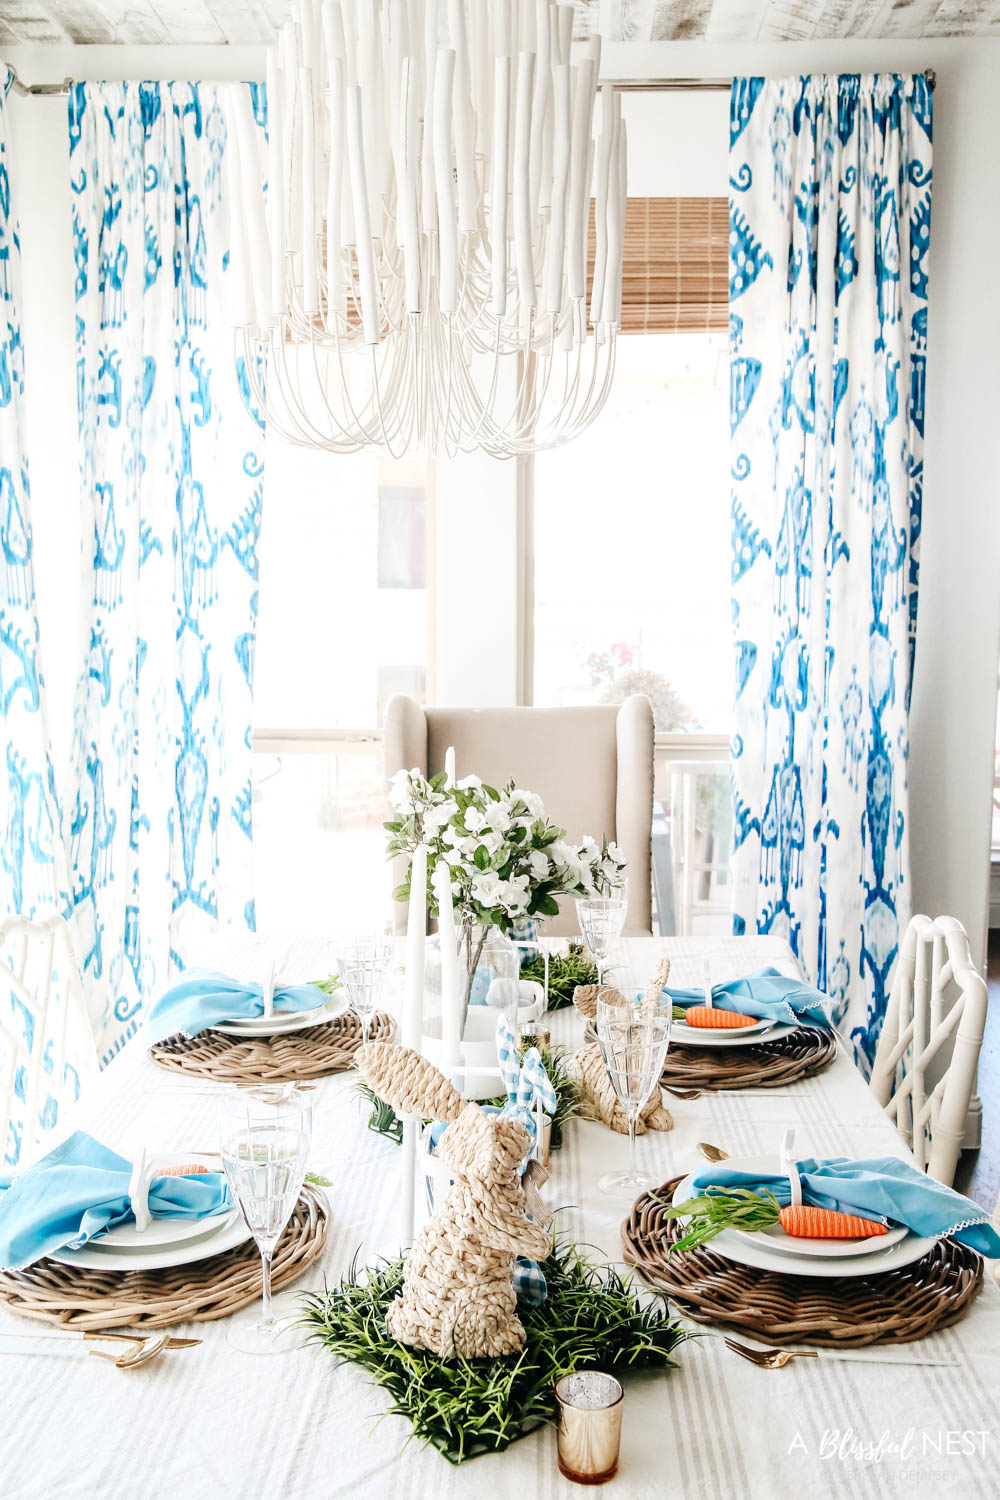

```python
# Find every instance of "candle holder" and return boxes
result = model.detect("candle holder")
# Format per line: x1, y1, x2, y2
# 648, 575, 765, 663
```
554, 1371, 624, 1485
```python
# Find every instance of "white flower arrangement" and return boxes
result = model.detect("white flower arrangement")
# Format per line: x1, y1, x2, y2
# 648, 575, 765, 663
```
385, 768, 627, 932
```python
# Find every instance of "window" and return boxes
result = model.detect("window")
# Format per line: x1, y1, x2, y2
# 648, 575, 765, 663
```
252, 446, 433, 930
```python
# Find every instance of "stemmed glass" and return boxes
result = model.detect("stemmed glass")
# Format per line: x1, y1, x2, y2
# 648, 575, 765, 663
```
219, 1085, 313, 1354
576, 878, 629, 986
595, 991, 671, 1197
336, 935, 394, 1044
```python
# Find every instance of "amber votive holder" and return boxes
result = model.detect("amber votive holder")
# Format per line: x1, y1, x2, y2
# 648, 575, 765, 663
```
554, 1371, 624, 1485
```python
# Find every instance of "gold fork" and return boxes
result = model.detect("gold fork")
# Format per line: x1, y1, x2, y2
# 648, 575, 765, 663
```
724, 1337, 817, 1369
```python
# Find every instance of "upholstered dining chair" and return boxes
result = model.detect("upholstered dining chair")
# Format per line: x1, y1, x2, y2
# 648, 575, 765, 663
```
0, 913, 98, 1169
382, 695, 655, 937
869, 914, 988, 1187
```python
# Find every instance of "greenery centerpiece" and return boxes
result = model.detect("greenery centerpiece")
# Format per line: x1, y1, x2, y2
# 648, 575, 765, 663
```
300, 1239, 689, 1464
384, 768, 626, 1012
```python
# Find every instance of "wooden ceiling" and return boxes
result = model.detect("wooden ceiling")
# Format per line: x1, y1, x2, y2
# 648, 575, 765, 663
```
0, 0, 996, 46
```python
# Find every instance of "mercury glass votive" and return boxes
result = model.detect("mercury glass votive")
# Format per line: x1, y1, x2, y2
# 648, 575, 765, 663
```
554, 1371, 624, 1485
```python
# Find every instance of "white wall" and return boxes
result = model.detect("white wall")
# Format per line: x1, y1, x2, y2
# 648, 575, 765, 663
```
6, 38, 999, 970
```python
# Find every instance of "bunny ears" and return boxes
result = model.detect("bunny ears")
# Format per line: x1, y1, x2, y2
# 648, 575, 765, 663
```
358, 1042, 465, 1124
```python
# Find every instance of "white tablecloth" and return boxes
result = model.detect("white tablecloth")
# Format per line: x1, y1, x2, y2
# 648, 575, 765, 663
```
3, 937, 999, 1500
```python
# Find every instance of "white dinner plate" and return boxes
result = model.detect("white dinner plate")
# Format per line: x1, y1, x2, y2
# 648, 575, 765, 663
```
671, 1162, 938, 1278
211, 990, 349, 1036
672, 1014, 774, 1041
48, 1210, 252, 1272
670, 1020, 797, 1049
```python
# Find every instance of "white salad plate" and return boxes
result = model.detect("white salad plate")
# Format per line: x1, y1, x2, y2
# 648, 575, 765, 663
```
49, 1210, 251, 1272
672, 1159, 937, 1278
672, 1014, 774, 1041
211, 990, 349, 1036
670, 1020, 796, 1049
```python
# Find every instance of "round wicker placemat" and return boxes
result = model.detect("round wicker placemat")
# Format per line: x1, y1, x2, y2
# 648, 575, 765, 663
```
621, 1177, 984, 1347
583, 1021, 836, 1097
149, 1009, 395, 1084
0, 1185, 331, 1332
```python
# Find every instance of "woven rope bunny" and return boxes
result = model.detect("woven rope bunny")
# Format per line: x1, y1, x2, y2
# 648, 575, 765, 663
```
566, 958, 674, 1134
358, 1042, 552, 1360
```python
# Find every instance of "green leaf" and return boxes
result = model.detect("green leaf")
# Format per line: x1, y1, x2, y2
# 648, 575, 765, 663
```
537, 894, 560, 918
429, 772, 448, 791
474, 844, 490, 870
391, 883, 411, 903
483, 784, 500, 801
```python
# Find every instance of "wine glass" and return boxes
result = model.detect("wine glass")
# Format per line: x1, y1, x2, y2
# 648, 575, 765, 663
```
595, 991, 671, 1197
576, 878, 629, 986
336, 934, 393, 1044
219, 1085, 313, 1354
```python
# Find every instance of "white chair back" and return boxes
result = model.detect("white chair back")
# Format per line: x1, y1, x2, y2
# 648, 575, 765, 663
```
0, 914, 98, 1169
870, 915, 987, 1186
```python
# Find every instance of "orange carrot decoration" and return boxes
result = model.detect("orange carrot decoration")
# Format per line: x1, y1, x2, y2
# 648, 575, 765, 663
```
778, 1205, 888, 1239
685, 1007, 758, 1029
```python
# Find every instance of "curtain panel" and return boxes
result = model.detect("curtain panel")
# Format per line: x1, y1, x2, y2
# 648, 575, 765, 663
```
728, 74, 932, 1066
67, 82, 265, 1063
0, 68, 68, 922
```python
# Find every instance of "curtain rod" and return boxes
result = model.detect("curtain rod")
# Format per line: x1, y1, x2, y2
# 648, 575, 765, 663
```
6, 65, 936, 98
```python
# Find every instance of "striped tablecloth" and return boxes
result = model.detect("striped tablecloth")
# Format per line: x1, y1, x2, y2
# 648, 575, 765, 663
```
3, 936, 998, 1500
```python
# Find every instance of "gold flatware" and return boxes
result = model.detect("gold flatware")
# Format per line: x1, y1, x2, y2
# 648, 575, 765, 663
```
89, 1334, 173, 1369
697, 1142, 731, 1162
1, 1331, 200, 1350
724, 1337, 817, 1369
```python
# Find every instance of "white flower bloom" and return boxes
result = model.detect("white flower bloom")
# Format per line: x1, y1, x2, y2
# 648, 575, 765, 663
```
579, 835, 600, 863
483, 798, 512, 832
527, 850, 550, 881
606, 841, 625, 866
443, 845, 466, 867
512, 789, 544, 818
471, 871, 502, 907
423, 800, 456, 833
479, 829, 504, 856
456, 774, 482, 791
499, 880, 528, 915
463, 806, 488, 833
442, 824, 463, 846
388, 769, 415, 811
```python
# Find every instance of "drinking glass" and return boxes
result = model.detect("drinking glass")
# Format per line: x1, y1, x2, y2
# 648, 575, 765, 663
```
576, 879, 629, 986
336, 935, 393, 1044
595, 992, 671, 1196
219, 1085, 313, 1354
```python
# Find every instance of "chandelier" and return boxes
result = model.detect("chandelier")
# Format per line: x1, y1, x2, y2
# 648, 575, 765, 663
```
231, 1, 626, 457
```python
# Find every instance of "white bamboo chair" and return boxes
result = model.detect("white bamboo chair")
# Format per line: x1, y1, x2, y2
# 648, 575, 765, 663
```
870, 915, 987, 1186
0, 913, 98, 1169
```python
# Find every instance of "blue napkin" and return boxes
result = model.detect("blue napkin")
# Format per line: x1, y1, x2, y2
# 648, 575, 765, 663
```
0, 1130, 231, 1270
666, 966, 835, 1030
145, 967, 327, 1042
689, 1155, 1000, 1257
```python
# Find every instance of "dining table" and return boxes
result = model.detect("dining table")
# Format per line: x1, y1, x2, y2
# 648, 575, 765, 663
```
2, 934, 998, 1500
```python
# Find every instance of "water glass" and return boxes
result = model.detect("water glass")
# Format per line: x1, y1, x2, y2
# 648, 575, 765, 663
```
219, 1085, 313, 1354
576, 879, 629, 985
595, 993, 671, 1196
336, 935, 393, 1043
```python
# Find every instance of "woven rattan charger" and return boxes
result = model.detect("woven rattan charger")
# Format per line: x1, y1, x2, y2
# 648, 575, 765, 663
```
0, 1185, 331, 1332
149, 1009, 395, 1084
584, 1019, 836, 1097
621, 1176, 984, 1348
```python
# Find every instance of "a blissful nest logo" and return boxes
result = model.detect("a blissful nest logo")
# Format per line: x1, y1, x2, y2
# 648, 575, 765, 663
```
788, 1427, 990, 1468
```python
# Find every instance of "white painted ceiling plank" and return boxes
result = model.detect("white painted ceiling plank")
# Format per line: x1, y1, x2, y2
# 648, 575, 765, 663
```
38, 0, 114, 42
650, 0, 716, 39
704, 0, 775, 41
92, 1, 173, 44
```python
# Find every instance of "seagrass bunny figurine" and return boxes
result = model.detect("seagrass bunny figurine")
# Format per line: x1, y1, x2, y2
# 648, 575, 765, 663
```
358, 1041, 552, 1360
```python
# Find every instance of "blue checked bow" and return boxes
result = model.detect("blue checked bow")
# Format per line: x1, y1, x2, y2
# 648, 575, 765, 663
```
495, 1016, 556, 1159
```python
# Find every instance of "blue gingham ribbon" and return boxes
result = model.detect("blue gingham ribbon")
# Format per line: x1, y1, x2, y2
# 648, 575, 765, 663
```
495, 1016, 556, 1158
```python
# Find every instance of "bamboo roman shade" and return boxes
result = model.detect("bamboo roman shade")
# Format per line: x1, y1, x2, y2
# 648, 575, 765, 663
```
588, 197, 729, 334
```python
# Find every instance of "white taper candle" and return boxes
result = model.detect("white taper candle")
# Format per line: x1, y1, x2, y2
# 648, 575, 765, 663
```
433, 863, 462, 1077
402, 842, 427, 1050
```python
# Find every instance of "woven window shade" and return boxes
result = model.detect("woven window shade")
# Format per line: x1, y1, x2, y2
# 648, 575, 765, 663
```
588, 197, 729, 334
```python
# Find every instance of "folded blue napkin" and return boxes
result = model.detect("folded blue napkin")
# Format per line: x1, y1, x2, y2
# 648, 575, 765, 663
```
666, 966, 835, 1030
145, 967, 327, 1042
689, 1155, 1000, 1257
0, 1130, 231, 1269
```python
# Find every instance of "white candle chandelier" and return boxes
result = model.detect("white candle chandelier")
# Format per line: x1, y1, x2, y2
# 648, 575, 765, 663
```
230, 0, 626, 458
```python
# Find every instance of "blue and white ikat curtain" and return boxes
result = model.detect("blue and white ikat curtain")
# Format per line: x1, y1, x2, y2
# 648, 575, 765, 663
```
68, 82, 265, 1063
0, 68, 68, 921
729, 75, 932, 1067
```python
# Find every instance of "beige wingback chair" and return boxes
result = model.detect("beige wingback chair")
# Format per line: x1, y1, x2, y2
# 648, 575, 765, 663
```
383, 695, 654, 937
